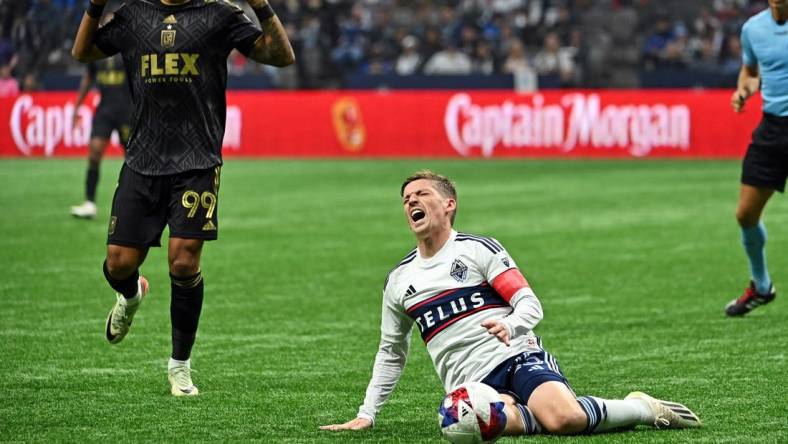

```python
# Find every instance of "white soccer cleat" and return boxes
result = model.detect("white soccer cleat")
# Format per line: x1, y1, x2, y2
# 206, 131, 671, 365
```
625, 391, 702, 429
71, 201, 97, 219
168, 360, 199, 397
105, 277, 149, 344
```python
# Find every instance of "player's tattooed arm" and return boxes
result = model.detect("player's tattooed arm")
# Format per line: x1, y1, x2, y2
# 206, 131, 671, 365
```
247, 0, 295, 67
72, 0, 109, 62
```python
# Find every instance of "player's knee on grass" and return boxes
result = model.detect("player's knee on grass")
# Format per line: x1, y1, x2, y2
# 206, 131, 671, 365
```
536, 407, 587, 435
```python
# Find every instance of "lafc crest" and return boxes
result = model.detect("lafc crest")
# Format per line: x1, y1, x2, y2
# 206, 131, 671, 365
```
161, 15, 177, 48
161, 29, 176, 48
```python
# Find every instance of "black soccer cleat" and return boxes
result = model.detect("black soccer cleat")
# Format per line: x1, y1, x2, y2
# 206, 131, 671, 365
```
725, 281, 776, 317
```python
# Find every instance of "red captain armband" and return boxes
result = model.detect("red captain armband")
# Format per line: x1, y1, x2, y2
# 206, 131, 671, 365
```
492, 268, 529, 303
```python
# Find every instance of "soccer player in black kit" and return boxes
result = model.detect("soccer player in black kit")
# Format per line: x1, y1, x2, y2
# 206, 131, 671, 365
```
72, 0, 294, 396
71, 46, 132, 219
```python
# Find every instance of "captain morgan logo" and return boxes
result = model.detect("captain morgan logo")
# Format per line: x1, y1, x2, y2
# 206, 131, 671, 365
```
331, 97, 366, 151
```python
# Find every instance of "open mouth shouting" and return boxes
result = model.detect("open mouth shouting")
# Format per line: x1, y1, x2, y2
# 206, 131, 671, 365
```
410, 208, 426, 223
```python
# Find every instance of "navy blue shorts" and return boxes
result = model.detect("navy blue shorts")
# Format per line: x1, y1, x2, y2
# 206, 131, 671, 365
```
481, 349, 571, 404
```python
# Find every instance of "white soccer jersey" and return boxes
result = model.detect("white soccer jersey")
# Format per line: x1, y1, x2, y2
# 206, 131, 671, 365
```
358, 230, 542, 422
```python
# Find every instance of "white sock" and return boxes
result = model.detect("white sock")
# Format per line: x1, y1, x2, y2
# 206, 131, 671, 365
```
121, 281, 143, 305
168, 357, 190, 370
595, 398, 651, 432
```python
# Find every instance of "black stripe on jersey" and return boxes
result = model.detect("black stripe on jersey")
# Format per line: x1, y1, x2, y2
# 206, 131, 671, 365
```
462, 233, 503, 251
383, 248, 417, 290
456, 233, 502, 254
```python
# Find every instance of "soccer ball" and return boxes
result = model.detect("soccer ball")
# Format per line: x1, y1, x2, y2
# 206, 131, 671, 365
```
437, 382, 507, 444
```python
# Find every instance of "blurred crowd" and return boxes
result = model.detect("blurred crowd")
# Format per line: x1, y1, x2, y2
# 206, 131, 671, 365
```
0, 0, 773, 94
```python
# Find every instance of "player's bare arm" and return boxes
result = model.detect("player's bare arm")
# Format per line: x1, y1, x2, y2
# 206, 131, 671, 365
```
72, 0, 109, 62
72, 70, 94, 128
732, 64, 760, 113
247, 0, 295, 67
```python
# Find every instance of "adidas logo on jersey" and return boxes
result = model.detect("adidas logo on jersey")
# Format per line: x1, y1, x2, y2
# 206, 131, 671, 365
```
163, 14, 177, 24
404, 285, 417, 298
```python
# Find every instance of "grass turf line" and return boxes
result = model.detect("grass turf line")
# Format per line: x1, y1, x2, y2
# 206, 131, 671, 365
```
0, 158, 786, 443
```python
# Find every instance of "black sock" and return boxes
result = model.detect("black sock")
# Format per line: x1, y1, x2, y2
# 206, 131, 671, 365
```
102, 260, 139, 299
86, 165, 99, 202
170, 272, 204, 361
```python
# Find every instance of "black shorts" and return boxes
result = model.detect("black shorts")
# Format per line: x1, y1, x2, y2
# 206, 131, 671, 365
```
92, 103, 131, 146
742, 113, 788, 193
107, 164, 221, 248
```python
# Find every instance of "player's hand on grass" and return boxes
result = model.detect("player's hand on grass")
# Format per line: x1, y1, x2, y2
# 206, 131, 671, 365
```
481, 319, 510, 346
731, 90, 747, 113
319, 417, 373, 431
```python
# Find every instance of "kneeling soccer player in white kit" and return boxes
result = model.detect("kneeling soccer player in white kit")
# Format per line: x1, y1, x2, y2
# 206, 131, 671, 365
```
320, 170, 702, 437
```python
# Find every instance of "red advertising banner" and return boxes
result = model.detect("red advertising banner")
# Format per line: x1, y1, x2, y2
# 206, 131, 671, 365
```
0, 90, 762, 158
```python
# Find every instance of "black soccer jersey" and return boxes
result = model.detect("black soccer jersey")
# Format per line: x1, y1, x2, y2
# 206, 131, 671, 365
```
89, 54, 133, 110
95, 0, 262, 175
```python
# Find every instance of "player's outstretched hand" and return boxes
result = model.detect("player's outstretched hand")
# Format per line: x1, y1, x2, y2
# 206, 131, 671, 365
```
731, 90, 747, 113
319, 417, 373, 431
481, 319, 510, 346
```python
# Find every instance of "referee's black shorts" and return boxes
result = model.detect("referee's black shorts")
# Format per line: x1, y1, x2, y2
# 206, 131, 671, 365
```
742, 112, 788, 193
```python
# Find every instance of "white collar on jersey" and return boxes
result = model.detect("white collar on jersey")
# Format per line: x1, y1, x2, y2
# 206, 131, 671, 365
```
416, 229, 458, 264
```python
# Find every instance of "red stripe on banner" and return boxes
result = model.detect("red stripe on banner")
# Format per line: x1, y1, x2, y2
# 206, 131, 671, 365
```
0, 90, 760, 158
492, 269, 529, 303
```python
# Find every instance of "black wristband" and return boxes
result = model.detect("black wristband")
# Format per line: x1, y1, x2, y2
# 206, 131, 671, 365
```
252, 3, 275, 22
86, 1, 105, 19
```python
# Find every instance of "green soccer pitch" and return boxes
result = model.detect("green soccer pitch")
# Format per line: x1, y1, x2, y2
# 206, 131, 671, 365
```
1, 158, 786, 443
